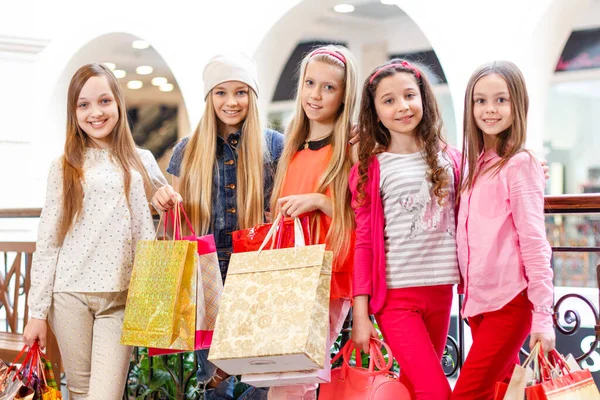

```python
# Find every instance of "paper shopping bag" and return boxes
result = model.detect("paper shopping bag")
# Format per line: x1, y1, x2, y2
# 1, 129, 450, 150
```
149, 233, 223, 356
525, 347, 600, 400
209, 216, 331, 375
121, 205, 197, 350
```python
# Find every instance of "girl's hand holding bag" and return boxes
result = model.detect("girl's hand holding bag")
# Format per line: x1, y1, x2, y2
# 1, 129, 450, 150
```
318, 338, 410, 400
1, 341, 53, 400
525, 345, 600, 400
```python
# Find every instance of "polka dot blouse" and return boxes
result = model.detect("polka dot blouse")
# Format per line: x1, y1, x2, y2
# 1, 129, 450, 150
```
29, 148, 167, 320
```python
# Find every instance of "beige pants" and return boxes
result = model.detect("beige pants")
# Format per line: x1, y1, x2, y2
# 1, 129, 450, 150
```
48, 291, 132, 400
268, 298, 352, 400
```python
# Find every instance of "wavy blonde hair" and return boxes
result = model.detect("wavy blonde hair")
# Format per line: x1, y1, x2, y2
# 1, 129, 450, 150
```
179, 90, 265, 235
58, 63, 152, 245
270, 45, 357, 269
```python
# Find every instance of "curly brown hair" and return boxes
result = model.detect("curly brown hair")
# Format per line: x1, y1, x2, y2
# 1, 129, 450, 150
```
355, 59, 449, 205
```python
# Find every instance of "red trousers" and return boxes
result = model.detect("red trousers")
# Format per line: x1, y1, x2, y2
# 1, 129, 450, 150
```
376, 285, 453, 400
451, 291, 533, 400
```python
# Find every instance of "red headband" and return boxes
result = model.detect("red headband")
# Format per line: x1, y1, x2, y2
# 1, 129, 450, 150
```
311, 49, 347, 65
369, 61, 421, 84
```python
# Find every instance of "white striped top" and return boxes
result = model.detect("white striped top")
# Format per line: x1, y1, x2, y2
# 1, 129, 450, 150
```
378, 151, 460, 289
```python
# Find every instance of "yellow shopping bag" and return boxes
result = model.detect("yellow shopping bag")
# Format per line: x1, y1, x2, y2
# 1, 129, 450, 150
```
121, 204, 197, 350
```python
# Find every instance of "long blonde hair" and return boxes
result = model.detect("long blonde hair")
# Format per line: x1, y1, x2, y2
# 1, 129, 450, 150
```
58, 63, 152, 246
459, 60, 529, 195
179, 90, 266, 235
270, 45, 357, 268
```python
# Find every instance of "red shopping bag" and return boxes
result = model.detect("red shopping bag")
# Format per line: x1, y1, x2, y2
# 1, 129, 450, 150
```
232, 214, 311, 253
148, 204, 223, 356
318, 338, 410, 400
525, 347, 600, 400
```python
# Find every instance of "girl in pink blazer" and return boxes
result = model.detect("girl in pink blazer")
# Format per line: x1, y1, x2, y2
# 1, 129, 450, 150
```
451, 61, 555, 400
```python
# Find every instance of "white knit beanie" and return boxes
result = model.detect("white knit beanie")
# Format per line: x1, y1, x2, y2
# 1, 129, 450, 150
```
202, 53, 259, 99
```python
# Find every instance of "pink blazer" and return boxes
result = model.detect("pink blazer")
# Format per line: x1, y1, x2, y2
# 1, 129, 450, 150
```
349, 147, 461, 315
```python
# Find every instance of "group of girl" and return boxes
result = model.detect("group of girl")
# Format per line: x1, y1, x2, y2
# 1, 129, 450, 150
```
22, 42, 555, 400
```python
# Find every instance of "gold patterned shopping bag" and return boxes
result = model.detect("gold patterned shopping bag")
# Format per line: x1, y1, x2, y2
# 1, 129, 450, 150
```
121, 208, 197, 350
208, 216, 332, 375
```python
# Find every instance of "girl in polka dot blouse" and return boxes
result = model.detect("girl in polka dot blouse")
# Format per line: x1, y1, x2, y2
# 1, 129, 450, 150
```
23, 63, 166, 400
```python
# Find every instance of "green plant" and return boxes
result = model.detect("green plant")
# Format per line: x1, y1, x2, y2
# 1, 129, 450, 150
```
126, 348, 201, 399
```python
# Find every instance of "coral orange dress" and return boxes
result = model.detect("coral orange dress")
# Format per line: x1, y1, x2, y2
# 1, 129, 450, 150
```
279, 144, 353, 299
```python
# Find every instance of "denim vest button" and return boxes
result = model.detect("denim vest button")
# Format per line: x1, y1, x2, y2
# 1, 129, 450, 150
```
227, 208, 237, 214
226, 184, 236, 189
224, 160, 234, 165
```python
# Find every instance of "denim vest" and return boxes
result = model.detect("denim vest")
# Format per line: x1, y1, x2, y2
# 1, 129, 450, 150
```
167, 129, 285, 279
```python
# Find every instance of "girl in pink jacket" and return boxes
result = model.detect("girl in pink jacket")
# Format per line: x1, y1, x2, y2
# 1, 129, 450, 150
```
350, 59, 462, 400
451, 61, 555, 400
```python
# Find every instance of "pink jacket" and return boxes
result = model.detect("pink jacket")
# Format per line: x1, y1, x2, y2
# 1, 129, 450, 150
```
349, 147, 461, 315
456, 150, 554, 333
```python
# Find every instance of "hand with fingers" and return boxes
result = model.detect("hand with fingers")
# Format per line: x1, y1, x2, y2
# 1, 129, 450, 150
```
348, 124, 360, 146
540, 159, 550, 179
277, 194, 330, 219
152, 184, 183, 212
23, 318, 47, 350
352, 316, 379, 354
530, 331, 556, 352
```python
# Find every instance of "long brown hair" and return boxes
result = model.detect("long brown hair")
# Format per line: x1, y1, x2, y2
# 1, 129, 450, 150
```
459, 60, 529, 194
58, 63, 153, 245
269, 45, 357, 269
179, 89, 266, 235
356, 59, 449, 205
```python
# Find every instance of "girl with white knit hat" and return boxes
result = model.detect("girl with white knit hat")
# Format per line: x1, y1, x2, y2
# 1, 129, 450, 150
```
153, 53, 283, 399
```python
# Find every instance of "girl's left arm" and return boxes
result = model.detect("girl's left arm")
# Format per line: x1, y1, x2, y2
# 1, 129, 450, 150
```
508, 154, 554, 334
29, 159, 63, 321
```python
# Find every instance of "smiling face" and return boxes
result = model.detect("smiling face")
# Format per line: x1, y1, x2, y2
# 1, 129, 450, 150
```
472, 73, 514, 150
300, 60, 345, 126
211, 81, 250, 134
373, 72, 423, 138
75, 75, 119, 148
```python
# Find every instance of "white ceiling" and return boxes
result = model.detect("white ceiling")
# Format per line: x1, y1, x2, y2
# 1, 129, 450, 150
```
76, 32, 182, 106
331, 0, 406, 20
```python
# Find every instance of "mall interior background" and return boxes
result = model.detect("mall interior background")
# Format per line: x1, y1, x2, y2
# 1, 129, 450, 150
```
1, 0, 600, 336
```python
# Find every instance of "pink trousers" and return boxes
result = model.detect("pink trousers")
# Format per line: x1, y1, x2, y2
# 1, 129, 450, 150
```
376, 285, 454, 400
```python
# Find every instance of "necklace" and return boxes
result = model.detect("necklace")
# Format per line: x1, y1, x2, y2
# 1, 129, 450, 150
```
300, 134, 333, 151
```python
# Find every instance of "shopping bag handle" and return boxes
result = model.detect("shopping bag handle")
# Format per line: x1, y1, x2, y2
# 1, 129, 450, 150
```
332, 338, 395, 379
547, 349, 571, 375
155, 201, 196, 241
169, 201, 196, 239
257, 213, 307, 253
12, 341, 40, 384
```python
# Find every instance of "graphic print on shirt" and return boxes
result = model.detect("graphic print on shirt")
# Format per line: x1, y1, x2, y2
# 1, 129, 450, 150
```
378, 151, 459, 289
398, 175, 454, 238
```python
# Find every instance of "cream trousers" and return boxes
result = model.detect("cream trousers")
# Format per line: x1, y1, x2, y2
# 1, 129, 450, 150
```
48, 291, 132, 400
